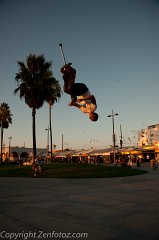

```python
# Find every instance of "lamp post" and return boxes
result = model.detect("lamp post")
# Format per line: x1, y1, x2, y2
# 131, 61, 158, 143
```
107, 110, 119, 164
62, 134, 63, 152
45, 127, 49, 157
120, 124, 123, 148
8, 136, 12, 158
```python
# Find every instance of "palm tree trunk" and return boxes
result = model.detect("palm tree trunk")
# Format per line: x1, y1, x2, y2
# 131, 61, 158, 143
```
49, 104, 53, 162
0, 125, 3, 165
32, 108, 36, 163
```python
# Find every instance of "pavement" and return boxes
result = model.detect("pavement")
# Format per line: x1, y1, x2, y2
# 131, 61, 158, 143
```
0, 163, 159, 240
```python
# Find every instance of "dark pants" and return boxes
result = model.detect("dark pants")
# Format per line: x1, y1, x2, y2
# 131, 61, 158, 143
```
63, 71, 89, 102
62, 67, 76, 94
67, 83, 89, 102
62, 66, 88, 99
63, 72, 75, 94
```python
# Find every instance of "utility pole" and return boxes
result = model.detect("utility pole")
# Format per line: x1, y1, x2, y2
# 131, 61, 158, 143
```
120, 124, 123, 148
8, 136, 12, 158
107, 110, 119, 164
45, 126, 49, 157
62, 134, 63, 151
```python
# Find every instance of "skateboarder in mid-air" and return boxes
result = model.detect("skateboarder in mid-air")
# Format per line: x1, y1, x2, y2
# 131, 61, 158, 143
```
60, 63, 98, 122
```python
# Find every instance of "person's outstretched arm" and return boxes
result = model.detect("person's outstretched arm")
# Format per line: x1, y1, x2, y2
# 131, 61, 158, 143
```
68, 102, 81, 109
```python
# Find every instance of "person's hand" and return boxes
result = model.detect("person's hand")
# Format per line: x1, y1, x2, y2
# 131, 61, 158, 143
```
68, 101, 74, 106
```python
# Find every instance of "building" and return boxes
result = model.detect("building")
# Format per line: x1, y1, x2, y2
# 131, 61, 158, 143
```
138, 124, 159, 146
0, 146, 46, 162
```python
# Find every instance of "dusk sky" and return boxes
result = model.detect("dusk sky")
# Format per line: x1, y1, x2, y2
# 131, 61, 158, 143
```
0, 0, 159, 150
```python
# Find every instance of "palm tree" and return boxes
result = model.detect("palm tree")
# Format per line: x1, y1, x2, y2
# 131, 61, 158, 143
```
0, 102, 12, 164
45, 79, 62, 161
14, 54, 62, 163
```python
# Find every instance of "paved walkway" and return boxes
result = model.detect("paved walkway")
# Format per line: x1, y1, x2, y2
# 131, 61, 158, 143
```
0, 163, 159, 240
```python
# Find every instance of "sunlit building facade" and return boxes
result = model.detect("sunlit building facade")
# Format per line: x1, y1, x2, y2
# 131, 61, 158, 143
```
138, 124, 159, 146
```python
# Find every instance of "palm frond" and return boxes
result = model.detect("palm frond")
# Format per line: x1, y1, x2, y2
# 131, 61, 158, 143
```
0, 102, 12, 128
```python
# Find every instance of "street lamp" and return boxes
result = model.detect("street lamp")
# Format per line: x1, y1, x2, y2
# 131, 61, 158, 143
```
45, 127, 49, 157
107, 110, 119, 164
8, 136, 12, 158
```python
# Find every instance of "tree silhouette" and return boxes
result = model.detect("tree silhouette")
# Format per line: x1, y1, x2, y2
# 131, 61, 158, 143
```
14, 54, 61, 163
0, 102, 12, 164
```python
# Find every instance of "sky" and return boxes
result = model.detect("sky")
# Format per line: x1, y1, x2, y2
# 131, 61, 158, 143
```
0, 0, 159, 150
